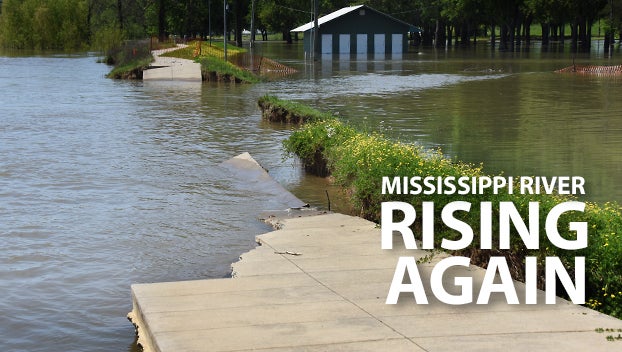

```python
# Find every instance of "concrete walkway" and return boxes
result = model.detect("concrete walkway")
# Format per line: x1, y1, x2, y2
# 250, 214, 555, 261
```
143, 45, 202, 82
128, 155, 622, 352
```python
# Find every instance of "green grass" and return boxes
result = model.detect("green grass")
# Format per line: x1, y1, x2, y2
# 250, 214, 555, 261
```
258, 95, 334, 124
280, 99, 622, 319
106, 56, 153, 79
162, 41, 258, 83
197, 55, 260, 83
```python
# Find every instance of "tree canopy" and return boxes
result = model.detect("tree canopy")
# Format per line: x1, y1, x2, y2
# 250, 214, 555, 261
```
0, 0, 620, 52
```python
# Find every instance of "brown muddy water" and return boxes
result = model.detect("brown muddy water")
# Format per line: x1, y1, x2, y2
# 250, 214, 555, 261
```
1, 42, 621, 351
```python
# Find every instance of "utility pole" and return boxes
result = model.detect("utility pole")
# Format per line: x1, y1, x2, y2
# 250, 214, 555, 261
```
610, 0, 614, 58
313, 0, 319, 60
223, 1, 227, 61
250, 0, 256, 48
209, 0, 211, 46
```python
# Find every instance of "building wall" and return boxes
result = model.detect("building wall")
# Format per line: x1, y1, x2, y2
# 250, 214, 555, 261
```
312, 7, 410, 55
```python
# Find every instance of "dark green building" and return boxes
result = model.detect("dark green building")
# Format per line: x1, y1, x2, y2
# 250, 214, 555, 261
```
291, 5, 420, 57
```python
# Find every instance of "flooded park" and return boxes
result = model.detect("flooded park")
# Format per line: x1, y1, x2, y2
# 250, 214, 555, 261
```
1, 40, 621, 350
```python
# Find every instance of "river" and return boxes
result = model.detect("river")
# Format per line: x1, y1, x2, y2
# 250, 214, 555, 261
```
1, 42, 621, 351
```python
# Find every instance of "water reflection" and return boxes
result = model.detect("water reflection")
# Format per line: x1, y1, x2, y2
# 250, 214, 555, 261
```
254, 41, 622, 205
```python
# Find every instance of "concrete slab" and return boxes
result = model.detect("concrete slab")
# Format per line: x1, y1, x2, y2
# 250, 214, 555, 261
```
143, 45, 202, 82
220, 152, 307, 211
130, 211, 622, 351
152, 318, 410, 352
129, 154, 622, 352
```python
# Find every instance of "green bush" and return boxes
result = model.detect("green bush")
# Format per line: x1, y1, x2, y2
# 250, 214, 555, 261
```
283, 105, 622, 319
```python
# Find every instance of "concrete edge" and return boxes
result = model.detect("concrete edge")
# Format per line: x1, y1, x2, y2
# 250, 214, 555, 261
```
128, 286, 158, 352
129, 152, 317, 351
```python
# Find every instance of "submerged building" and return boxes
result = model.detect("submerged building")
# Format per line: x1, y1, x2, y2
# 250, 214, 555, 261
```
291, 4, 420, 57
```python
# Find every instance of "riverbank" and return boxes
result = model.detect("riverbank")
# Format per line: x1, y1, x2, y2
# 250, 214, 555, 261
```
160, 42, 260, 83
129, 153, 622, 352
107, 41, 260, 82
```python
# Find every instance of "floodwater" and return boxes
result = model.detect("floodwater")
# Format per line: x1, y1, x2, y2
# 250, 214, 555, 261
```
1, 42, 621, 351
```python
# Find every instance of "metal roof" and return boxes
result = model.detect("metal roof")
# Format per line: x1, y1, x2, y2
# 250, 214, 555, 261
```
291, 4, 420, 33
291, 5, 365, 32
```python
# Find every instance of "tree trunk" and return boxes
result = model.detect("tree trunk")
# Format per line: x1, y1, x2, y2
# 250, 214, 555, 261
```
460, 22, 470, 47
509, 21, 516, 51
447, 25, 453, 46
524, 16, 532, 46
584, 19, 593, 52
570, 22, 578, 52
435, 20, 446, 48
283, 31, 292, 44
422, 23, 434, 46
234, 0, 242, 47
117, 0, 124, 30
499, 24, 508, 51
604, 29, 611, 56
184, 0, 193, 38
158, 0, 166, 41
490, 23, 496, 47
541, 23, 549, 46
578, 18, 588, 52
473, 25, 477, 46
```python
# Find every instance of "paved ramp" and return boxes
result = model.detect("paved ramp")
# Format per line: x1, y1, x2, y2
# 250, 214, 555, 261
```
143, 45, 202, 82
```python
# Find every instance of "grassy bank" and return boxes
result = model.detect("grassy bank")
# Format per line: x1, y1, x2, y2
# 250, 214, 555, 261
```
268, 96, 622, 319
162, 41, 259, 83
106, 56, 153, 79
258, 95, 333, 124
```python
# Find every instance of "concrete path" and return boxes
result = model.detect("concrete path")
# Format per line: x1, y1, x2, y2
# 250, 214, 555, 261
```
143, 45, 202, 82
128, 155, 622, 352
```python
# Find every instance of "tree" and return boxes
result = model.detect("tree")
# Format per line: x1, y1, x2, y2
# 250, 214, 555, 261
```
257, 0, 309, 44
0, 0, 89, 50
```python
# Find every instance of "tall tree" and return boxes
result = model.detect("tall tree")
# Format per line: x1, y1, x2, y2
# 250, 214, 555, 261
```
257, 0, 308, 44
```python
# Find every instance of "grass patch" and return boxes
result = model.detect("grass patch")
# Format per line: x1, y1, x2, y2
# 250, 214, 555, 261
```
258, 95, 334, 124
197, 55, 259, 83
162, 41, 258, 83
280, 99, 622, 319
106, 56, 153, 79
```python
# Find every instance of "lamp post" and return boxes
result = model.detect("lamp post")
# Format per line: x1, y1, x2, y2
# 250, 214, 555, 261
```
223, 1, 228, 61
209, 0, 211, 46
